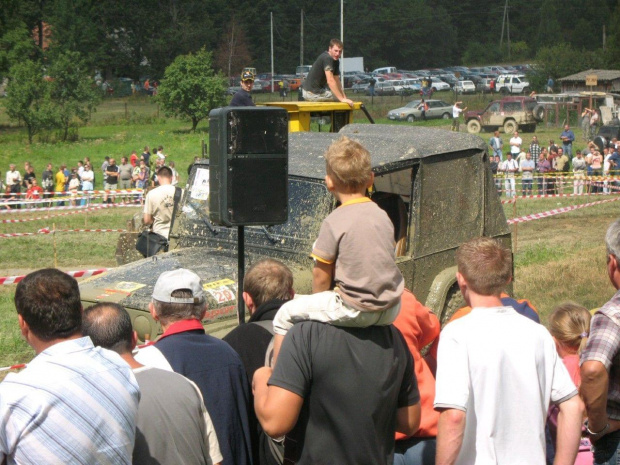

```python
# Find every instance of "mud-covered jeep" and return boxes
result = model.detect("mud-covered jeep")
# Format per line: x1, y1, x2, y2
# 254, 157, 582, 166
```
79, 124, 511, 340
466, 96, 541, 134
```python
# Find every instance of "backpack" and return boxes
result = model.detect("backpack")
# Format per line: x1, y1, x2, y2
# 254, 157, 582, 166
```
251, 320, 284, 464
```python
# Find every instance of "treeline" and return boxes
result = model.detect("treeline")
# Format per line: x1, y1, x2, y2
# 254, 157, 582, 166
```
2, 0, 620, 82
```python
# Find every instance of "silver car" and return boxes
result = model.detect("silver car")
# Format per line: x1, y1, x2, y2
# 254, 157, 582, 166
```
387, 99, 453, 122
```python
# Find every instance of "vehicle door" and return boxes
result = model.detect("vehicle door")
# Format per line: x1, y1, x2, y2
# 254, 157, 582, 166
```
427, 101, 442, 118
484, 102, 502, 126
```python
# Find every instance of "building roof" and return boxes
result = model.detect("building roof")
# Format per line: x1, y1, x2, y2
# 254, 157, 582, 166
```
558, 69, 620, 82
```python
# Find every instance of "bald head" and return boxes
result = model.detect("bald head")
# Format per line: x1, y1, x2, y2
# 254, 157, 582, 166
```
82, 303, 134, 354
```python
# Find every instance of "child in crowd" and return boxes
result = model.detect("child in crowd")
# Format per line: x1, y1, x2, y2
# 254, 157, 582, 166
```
272, 136, 404, 360
546, 302, 593, 465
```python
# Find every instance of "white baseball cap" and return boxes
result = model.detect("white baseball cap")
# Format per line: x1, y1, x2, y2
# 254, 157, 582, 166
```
152, 269, 205, 304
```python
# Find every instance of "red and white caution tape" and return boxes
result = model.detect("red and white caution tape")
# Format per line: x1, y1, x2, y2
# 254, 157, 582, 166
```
0, 268, 108, 285
500, 191, 620, 204
0, 200, 141, 214
0, 203, 121, 224
2, 189, 144, 197
0, 228, 128, 238
0, 364, 27, 371
507, 197, 620, 225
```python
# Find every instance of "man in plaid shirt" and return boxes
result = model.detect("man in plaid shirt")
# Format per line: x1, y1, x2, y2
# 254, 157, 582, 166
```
581, 218, 620, 464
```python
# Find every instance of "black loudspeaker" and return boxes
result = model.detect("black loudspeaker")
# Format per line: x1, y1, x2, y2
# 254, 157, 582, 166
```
209, 107, 289, 226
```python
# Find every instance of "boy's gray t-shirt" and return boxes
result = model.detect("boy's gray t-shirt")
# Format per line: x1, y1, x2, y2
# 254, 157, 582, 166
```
311, 198, 404, 312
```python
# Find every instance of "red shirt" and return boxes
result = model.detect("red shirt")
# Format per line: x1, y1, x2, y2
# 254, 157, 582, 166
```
130, 153, 138, 167
26, 186, 43, 199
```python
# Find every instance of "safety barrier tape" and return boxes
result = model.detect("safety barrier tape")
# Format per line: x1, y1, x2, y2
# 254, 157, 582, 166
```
0, 268, 109, 285
0, 204, 118, 224
0, 200, 141, 214
500, 191, 620, 204
0, 228, 128, 238
493, 174, 620, 181
1, 189, 144, 197
2, 192, 142, 207
507, 197, 620, 225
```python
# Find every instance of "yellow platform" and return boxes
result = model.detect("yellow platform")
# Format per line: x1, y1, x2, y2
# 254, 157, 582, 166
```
262, 101, 363, 132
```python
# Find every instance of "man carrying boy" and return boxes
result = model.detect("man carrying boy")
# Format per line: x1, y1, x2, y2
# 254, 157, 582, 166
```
272, 136, 404, 358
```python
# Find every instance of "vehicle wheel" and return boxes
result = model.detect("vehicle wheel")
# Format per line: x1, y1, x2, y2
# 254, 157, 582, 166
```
532, 104, 545, 122
523, 86, 530, 95
440, 284, 466, 326
442, 112, 451, 119
407, 115, 415, 123
467, 119, 481, 134
503, 119, 518, 134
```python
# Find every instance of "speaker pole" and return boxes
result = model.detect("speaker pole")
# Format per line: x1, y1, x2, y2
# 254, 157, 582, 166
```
237, 225, 245, 325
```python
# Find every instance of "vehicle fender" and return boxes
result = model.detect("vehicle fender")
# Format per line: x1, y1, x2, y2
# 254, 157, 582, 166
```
424, 266, 458, 316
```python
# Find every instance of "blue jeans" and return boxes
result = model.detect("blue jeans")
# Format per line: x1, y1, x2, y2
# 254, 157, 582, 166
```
563, 143, 573, 158
393, 437, 436, 465
593, 430, 620, 464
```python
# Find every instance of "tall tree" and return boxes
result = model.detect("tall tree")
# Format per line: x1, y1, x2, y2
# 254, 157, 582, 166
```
157, 48, 226, 132
215, 17, 253, 79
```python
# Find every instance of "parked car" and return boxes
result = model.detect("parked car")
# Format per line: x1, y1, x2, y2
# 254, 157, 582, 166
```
465, 96, 541, 134
476, 78, 495, 93
371, 81, 397, 96
430, 77, 450, 91
455, 80, 476, 94
387, 99, 453, 122
495, 74, 530, 95
439, 74, 458, 87
352, 81, 371, 93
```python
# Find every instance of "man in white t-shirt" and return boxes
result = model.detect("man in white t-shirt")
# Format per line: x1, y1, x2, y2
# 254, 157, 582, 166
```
501, 153, 519, 198
143, 166, 178, 239
434, 237, 583, 465
451, 102, 467, 132
509, 130, 522, 156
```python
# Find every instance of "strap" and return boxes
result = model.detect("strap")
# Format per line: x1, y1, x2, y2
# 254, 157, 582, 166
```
251, 320, 275, 367
167, 186, 183, 241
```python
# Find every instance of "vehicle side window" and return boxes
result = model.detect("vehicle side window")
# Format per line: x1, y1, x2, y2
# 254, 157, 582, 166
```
513, 77, 521, 84
503, 102, 521, 112
488, 103, 500, 112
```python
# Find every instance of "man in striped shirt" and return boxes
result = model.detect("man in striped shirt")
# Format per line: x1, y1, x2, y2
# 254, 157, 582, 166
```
0, 268, 140, 464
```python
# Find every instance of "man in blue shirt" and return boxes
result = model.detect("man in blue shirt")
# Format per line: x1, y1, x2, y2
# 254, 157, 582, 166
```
560, 124, 576, 158
230, 71, 256, 107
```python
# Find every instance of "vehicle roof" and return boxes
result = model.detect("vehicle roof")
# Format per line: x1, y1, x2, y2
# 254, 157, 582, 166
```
286, 125, 486, 178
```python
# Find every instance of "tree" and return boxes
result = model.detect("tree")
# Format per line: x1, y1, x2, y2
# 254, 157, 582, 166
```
215, 17, 252, 79
47, 49, 101, 141
5, 58, 56, 143
157, 48, 226, 132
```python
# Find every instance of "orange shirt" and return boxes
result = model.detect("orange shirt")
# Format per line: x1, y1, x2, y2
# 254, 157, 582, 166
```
393, 289, 440, 439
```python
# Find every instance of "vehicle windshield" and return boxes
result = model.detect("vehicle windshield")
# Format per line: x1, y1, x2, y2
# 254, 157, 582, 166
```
178, 168, 333, 249
405, 100, 422, 108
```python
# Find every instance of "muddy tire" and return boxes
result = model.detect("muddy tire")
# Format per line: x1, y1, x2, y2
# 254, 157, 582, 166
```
407, 114, 415, 123
532, 104, 545, 122
440, 285, 466, 326
467, 119, 481, 134
503, 119, 518, 134
442, 112, 451, 119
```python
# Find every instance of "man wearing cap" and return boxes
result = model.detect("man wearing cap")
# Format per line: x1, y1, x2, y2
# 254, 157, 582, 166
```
230, 71, 256, 107
302, 38, 354, 107
135, 269, 253, 465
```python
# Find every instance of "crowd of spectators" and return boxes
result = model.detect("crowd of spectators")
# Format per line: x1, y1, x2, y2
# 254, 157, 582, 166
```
1, 146, 182, 209
4, 135, 620, 465
489, 126, 620, 198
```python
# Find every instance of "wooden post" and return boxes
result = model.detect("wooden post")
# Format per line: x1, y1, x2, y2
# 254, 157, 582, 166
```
53, 223, 58, 268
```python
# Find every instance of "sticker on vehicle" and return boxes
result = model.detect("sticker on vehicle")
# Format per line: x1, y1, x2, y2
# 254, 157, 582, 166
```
191, 168, 209, 200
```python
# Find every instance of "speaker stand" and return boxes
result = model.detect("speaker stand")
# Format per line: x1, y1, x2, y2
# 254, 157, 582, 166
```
237, 226, 245, 325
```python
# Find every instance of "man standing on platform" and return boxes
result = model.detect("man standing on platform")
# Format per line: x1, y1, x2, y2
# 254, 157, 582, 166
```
301, 39, 353, 107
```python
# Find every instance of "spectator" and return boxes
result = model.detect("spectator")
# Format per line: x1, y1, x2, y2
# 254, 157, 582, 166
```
5, 164, 21, 197
41, 163, 54, 203
489, 155, 500, 194
581, 108, 592, 141
135, 161, 149, 189
141, 166, 180, 256
546, 302, 593, 465
223, 259, 295, 465
82, 302, 223, 465
134, 269, 253, 465
0, 269, 140, 463
555, 147, 569, 194
253, 295, 420, 464
591, 149, 604, 193
118, 156, 133, 193
501, 152, 519, 198
434, 237, 583, 465
156, 146, 166, 161
393, 289, 440, 465
530, 136, 541, 169
509, 131, 522, 157
449, 292, 540, 324
68, 172, 80, 206
560, 124, 575, 159
230, 71, 256, 107
489, 131, 503, 161
63, 164, 71, 193
55, 165, 67, 206
451, 102, 466, 132
130, 150, 138, 167
591, 109, 600, 140
520, 151, 535, 195
537, 148, 550, 194
142, 146, 151, 168
104, 157, 119, 204
169, 161, 179, 185
101, 156, 110, 176
547, 76, 554, 93
581, 218, 620, 463
25, 178, 43, 207
81, 163, 94, 205
22, 165, 35, 190
573, 150, 587, 195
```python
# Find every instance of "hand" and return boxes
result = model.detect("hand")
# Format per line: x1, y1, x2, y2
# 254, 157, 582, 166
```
341, 98, 354, 108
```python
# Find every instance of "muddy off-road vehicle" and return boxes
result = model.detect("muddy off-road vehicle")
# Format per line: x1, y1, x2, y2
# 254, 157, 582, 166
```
79, 124, 512, 341
466, 96, 542, 134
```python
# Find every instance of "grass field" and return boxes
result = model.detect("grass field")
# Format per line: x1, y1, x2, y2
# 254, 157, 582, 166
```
0, 91, 617, 371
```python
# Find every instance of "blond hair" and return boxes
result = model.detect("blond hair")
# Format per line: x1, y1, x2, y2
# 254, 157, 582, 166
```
548, 302, 591, 354
244, 259, 294, 308
324, 136, 372, 193
456, 237, 512, 296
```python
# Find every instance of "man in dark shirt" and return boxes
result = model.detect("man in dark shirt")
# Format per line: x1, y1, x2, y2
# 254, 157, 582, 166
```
230, 71, 256, 107
302, 38, 353, 107
104, 158, 119, 204
224, 259, 294, 465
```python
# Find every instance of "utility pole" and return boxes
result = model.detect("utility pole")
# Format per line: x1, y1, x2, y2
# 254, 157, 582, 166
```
340, 0, 344, 88
500, 0, 508, 49
300, 10, 304, 66
271, 12, 274, 93
507, 3, 511, 60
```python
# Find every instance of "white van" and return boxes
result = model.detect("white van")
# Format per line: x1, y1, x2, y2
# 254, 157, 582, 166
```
373, 66, 397, 75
